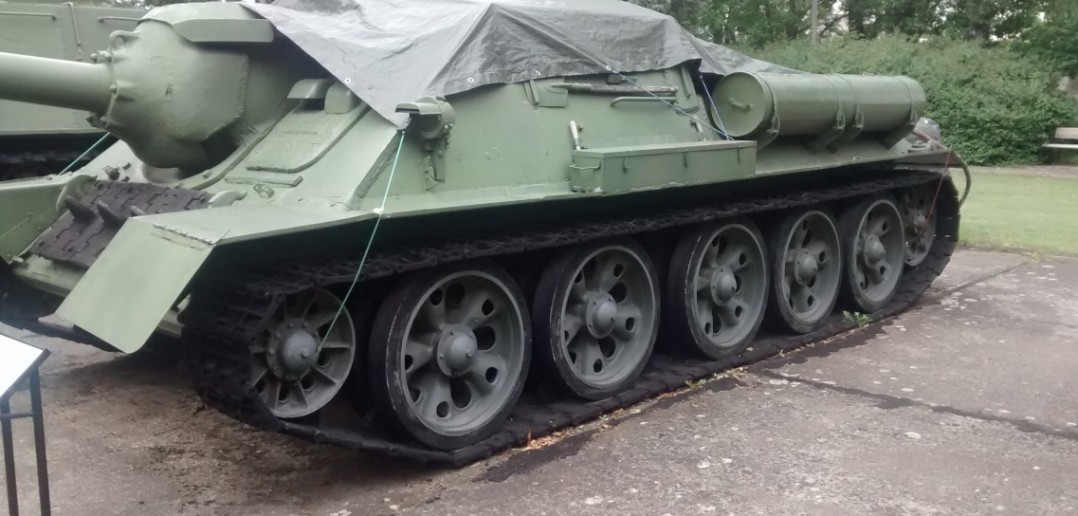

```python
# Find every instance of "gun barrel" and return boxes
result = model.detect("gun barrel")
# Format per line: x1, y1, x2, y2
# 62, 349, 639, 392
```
0, 52, 111, 114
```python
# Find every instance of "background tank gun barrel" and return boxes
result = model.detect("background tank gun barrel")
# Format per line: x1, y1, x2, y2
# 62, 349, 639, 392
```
0, 0, 143, 181
0, 2, 296, 173
0, 52, 112, 114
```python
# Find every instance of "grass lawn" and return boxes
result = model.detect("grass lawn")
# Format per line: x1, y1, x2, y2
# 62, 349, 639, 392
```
952, 170, 1078, 256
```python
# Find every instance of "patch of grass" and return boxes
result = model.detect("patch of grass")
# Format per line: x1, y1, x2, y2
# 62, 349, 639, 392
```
843, 311, 871, 328
953, 170, 1078, 256
684, 378, 706, 389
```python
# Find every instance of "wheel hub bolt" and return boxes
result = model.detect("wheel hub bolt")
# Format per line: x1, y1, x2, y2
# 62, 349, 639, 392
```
864, 235, 886, 264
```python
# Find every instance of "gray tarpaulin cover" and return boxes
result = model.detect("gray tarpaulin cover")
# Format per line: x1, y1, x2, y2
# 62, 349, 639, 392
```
247, 0, 788, 126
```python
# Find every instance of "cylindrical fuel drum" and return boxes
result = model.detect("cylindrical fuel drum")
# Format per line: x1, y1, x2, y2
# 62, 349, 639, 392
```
712, 72, 927, 141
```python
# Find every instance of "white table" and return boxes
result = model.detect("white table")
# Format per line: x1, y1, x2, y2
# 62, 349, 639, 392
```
0, 332, 51, 516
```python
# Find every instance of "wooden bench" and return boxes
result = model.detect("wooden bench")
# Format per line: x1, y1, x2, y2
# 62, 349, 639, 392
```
1044, 127, 1078, 154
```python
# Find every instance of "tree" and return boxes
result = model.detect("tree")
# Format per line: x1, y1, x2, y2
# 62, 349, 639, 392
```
941, 0, 1046, 40
1021, 0, 1078, 77
627, 0, 712, 34
829, 0, 1042, 40
614, 0, 1053, 46
627, 0, 814, 47
705, 0, 812, 47
842, 0, 947, 38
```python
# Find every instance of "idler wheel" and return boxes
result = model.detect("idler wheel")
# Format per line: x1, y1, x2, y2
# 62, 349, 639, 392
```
766, 207, 842, 334
839, 193, 906, 313
250, 288, 357, 419
533, 239, 659, 400
369, 261, 530, 450
899, 185, 938, 267
667, 218, 769, 359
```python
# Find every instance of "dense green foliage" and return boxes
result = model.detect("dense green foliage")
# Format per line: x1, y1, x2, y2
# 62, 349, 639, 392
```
1021, 1, 1078, 77
753, 37, 1078, 165
631, 0, 811, 48
627, 0, 1050, 47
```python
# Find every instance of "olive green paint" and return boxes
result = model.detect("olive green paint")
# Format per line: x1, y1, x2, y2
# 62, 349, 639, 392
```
56, 218, 215, 354
569, 141, 757, 194
0, 2, 952, 353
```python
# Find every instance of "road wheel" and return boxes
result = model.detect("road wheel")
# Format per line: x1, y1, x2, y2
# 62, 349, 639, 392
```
839, 193, 906, 313
533, 239, 660, 400
899, 185, 938, 267
666, 218, 769, 359
766, 207, 842, 334
249, 288, 357, 419
369, 261, 530, 450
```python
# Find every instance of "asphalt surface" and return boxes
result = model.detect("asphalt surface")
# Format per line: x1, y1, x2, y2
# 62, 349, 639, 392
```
1, 248, 1076, 516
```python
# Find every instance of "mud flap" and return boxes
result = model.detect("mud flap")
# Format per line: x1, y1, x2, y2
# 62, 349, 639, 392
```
56, 218, 218, 354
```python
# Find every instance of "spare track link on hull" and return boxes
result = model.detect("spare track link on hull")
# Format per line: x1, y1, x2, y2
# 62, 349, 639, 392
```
182, 171, 959, 466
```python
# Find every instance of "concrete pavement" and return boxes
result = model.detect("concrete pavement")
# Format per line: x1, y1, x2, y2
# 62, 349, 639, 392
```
1, 249, 1076, 516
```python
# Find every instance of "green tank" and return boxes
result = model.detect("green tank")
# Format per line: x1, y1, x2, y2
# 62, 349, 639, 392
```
0, 0, 142, 180
0, 1, 963, 463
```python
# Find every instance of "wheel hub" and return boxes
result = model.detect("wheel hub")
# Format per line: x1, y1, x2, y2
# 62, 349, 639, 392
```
912, 212, 929, 233
794, 252, 819, 285
709, 267, 738, 304
268, 321, 320, 381
863, 234, 886, 265
436, 327, 478, 377
585, 293, 619, 338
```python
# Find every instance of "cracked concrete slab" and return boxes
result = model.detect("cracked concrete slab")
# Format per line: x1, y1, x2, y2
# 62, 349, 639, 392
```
416, 373, 1078, 516
923, 249, 1029, 296
1, 249, 1076, 516
764, 255, 1078, 433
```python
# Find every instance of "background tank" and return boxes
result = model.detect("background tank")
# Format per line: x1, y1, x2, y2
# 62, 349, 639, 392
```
0, 1, 962, 463
0, 0, 142, 180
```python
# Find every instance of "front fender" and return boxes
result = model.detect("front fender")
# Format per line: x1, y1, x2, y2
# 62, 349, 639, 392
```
56, 203, 370, 353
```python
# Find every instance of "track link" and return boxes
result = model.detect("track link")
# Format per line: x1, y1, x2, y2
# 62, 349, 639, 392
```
181, 170, 959, 465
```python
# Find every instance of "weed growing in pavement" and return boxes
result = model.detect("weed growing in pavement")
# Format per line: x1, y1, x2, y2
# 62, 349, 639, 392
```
843, 310, 872, 328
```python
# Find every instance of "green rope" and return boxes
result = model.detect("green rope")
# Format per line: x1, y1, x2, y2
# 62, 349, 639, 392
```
59, 134, 111, 175
318, 129, 407, 350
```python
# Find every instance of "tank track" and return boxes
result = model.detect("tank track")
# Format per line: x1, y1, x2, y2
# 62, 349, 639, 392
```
181, 170, 959, 466
0, 150, 93, 181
